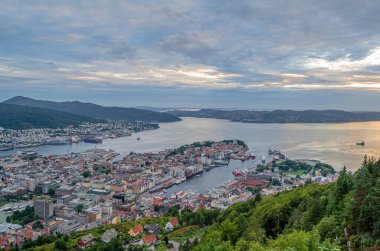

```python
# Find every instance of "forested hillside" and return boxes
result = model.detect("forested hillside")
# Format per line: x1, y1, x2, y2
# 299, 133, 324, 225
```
4, 96, 181, 123
180, 157, 380, 250
0, 103, 102, 129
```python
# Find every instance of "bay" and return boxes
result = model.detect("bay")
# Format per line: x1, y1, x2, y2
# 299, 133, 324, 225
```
2, 117, 380, 172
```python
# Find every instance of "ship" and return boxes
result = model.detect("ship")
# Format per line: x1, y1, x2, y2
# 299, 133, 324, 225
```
68, 136, 80, 143
231, 154, 250, 161
18, 150, 39, 160
162, 180, 174, 188
356, 141, 365, 146
84, 136, 102, 144
261, 155, 266, 163
232, 169, 242, 177
175, 177, 186, 184
213, 159, 229, 165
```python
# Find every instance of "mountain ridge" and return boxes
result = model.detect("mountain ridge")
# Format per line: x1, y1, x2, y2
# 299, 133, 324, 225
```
169, 108, 380, 123
4, 96, 181, 123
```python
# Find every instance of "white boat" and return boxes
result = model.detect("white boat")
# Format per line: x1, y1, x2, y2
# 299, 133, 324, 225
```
261, 155, 266, 163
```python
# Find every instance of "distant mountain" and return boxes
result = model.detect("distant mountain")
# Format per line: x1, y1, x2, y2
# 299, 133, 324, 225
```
0, 103, 103, 129
4, 96, 181, 123
169, 108, 380, 123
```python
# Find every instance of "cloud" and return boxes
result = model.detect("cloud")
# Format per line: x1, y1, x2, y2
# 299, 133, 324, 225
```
306, 47, 380, 71
1, 0, 380, 108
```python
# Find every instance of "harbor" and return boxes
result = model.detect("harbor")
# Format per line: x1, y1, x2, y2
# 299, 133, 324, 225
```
1, 117, 379, 171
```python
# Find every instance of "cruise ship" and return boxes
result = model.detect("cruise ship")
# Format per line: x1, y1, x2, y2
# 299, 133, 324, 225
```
83, 136, 102, 144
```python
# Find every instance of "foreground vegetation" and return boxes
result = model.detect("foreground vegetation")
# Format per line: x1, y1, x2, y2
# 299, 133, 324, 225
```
185, 156, 380, 250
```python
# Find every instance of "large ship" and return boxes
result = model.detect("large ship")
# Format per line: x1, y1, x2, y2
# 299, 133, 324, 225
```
162, 180, 174, 188
231, 154, 251, 161
68, 136, 80, 143
175, 177, 186, 184
84, 136, 102, 144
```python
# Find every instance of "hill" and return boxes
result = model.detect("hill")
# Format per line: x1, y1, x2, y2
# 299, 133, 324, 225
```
170, 108, 380, 123
4, 96, 181, 123
0, 103, 102, 129
180, 157, 380, 250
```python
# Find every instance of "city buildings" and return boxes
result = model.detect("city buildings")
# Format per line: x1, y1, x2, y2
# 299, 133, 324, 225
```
34, 200, 54, 221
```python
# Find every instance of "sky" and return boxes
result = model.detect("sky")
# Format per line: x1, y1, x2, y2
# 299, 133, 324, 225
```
1, 1, 380, 110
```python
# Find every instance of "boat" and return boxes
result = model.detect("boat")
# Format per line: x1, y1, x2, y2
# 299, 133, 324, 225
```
356, 141, 365, 146
137, 137, 141, 141
18, 150, 39, 159
231, 154, 250, 161
213, 159, 229, 165
109, 134, 117, 139
261, 155, 266, 163
175, 177, 186, 184
162, 180, 174, 188
250, 152, 256, 159
68, 136, 80, 143
84, 136, 102, 144
232, 169, 242, 177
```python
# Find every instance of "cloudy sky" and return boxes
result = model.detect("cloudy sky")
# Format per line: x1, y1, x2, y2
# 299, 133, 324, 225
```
1, 0, 380, 110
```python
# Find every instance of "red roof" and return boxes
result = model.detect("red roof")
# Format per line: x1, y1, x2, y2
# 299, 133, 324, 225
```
130, 224, 144, 235
142, 234, 156, 245
240, 179, 268, 187
169, 217, 179, 227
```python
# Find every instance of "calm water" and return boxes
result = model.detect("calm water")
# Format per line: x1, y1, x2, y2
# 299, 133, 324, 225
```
2, 117, 380, 191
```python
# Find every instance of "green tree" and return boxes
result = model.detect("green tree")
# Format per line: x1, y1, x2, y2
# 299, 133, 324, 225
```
54, 239, 68, 251
75, 204, 84, 213
82, 170, 91, 178
32, 220, 43, 230
316, 216, 342, 241
163, 235, 169, 246
48, 188, 55, 197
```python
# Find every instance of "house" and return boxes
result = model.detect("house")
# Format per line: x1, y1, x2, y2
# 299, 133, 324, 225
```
56, 220, 81, 235
129, 224, 143, 237
77, 234, 95, 249
101, 228, 118, 243
140, 234, 157, 246
165, 217, 179, 231
144, 224, 160, 234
